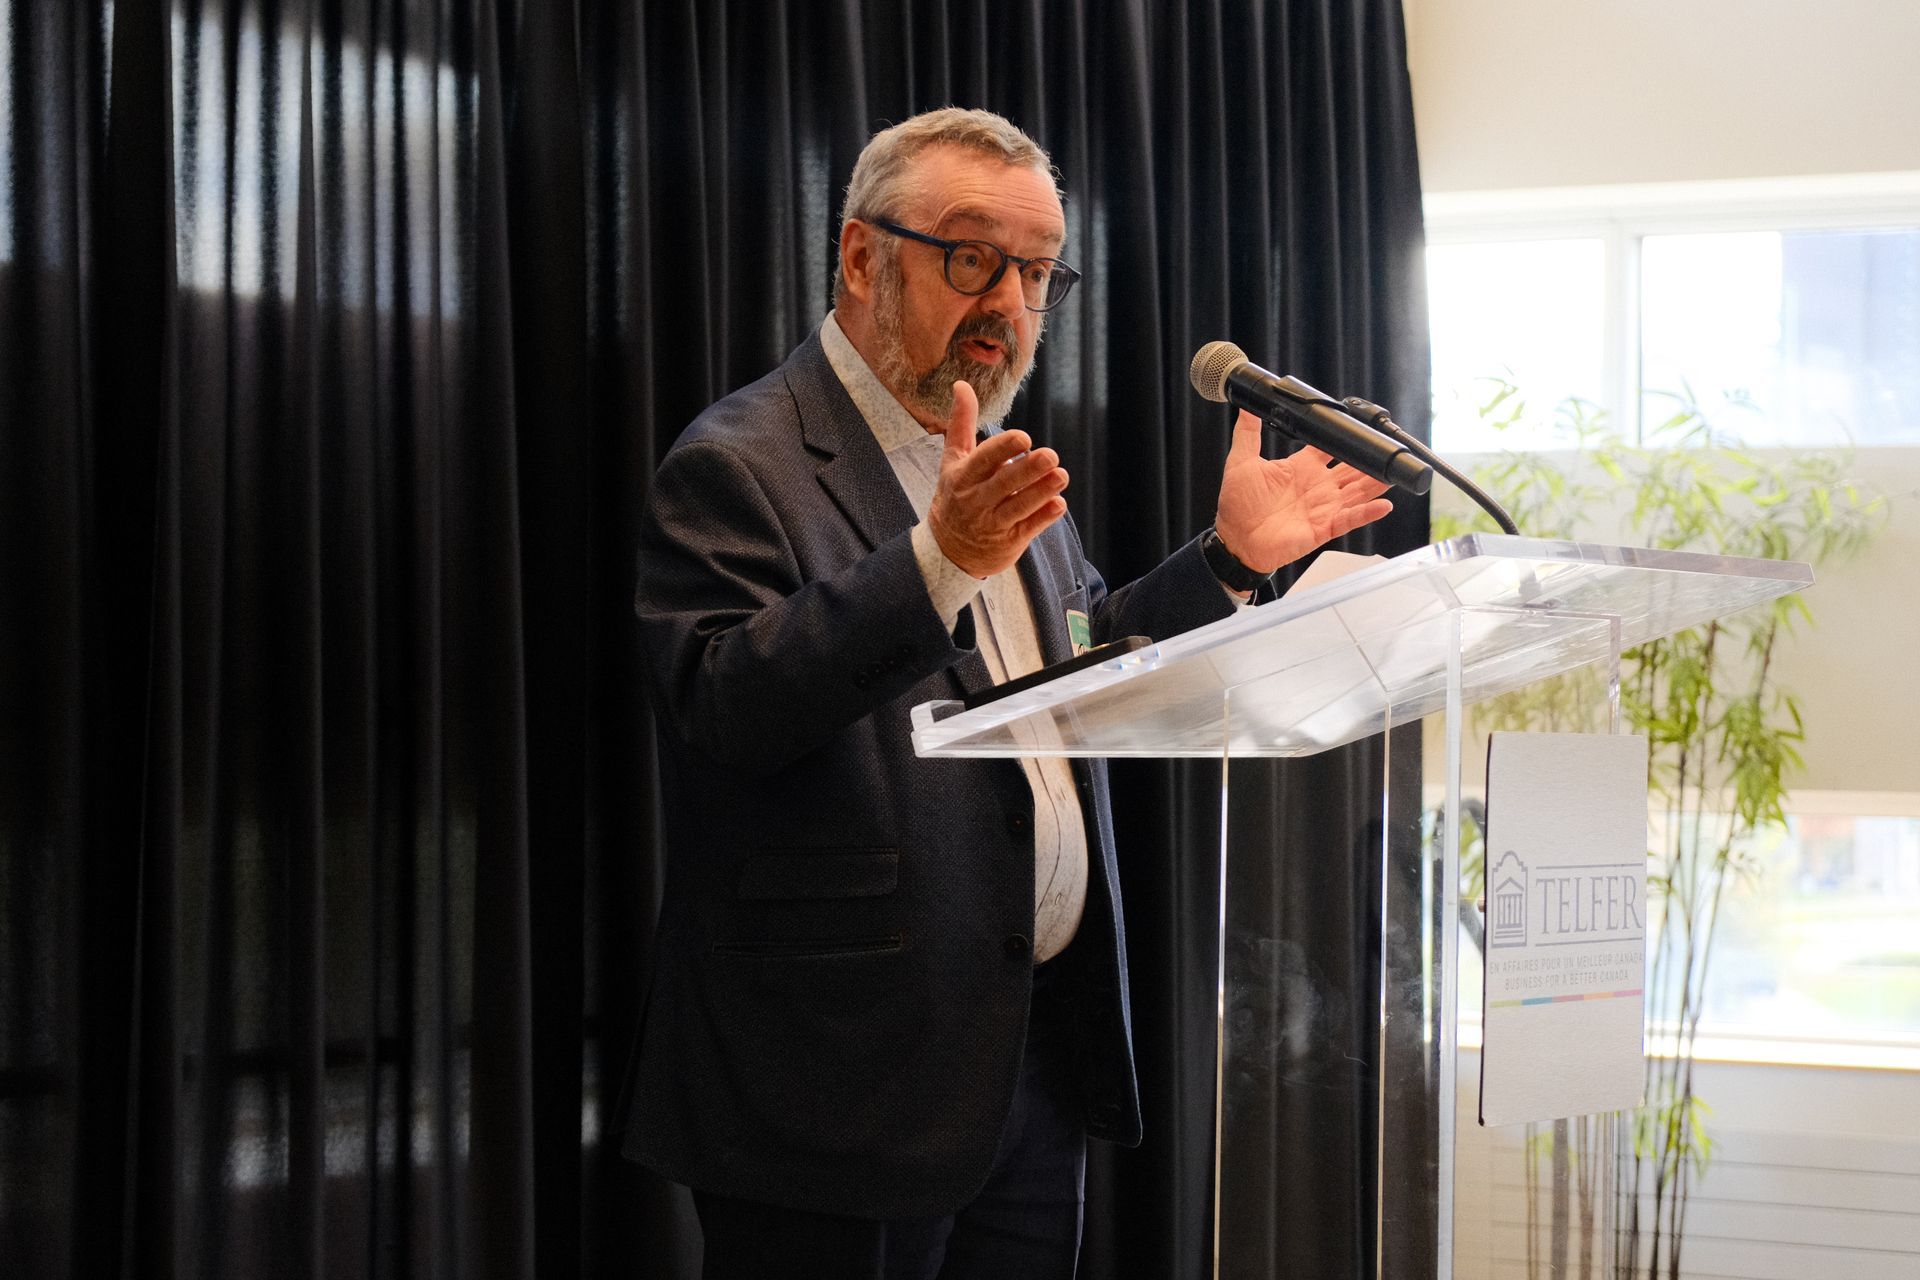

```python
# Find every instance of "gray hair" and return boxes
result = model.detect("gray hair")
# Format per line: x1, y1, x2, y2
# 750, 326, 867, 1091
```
834, 108, 1060, 305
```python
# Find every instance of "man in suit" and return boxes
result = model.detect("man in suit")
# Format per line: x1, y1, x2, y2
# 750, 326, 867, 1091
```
622, 107, 1392, 1279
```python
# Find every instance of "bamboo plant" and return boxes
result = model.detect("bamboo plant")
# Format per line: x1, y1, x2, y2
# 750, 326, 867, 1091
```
1432, 381, 1885, 1279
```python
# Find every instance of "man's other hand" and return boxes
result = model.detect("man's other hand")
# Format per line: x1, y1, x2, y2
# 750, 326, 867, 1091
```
1213, 409, 1394, 573
927, 380, 1069, 578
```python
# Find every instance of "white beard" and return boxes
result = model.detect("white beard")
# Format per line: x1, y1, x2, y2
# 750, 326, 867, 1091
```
868, 250, 1042, 425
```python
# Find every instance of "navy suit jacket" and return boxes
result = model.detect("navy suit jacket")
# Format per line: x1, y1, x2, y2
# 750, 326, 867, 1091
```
621, 333, 1234, 1219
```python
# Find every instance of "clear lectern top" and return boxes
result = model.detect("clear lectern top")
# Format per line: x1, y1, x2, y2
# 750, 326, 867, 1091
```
911, 534, 1812, 761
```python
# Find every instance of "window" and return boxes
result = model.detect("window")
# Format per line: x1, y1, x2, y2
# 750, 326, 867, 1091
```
1427, 237, 1606, 451
1426, 174, 1920, 451
1697, 803, 1920, 1043
1641, 228, 1920, 447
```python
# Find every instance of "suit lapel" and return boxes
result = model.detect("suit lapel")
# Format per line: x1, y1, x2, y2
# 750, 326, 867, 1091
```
784, 335, 994, 700
786, 335, 918, 553
782, 334, 1078, 703
1016, 531, 1076, 667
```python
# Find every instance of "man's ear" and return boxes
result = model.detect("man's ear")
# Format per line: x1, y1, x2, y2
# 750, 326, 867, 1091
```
838, 219, 876, 305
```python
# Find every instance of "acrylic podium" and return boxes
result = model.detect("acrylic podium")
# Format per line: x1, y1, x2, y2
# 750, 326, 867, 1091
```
911, 534, 1812, 1280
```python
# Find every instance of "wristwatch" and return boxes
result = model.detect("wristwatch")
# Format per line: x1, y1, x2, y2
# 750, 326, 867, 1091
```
1200, 525, 1273, 594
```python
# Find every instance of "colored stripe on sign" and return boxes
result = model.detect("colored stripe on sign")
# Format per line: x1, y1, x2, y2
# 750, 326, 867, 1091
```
1489, 989, 1644, 1009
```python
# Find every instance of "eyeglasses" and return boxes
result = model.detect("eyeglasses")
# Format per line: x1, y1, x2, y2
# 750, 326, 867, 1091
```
870, 219, 1082, 312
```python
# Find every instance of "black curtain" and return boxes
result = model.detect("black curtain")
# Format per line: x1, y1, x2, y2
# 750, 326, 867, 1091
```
0, 1, 1428, 1277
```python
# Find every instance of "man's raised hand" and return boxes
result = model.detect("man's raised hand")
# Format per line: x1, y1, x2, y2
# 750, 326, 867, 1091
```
927, 380, 1070, 579
1213, 409, 1395, 573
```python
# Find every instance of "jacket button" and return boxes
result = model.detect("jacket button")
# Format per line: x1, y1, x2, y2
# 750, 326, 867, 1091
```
1007, 813, 1028, 834
1004, 934, 1030, 959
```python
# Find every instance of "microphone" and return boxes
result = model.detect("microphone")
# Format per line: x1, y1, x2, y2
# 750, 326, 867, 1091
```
1189, 341, 1433, 495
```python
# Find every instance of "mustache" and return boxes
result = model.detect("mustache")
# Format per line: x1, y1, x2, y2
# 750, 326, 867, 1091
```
917, 311, 1042, 422
950, 314, 1020, 355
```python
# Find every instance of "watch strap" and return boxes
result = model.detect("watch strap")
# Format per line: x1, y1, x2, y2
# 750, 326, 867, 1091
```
1200, 526, 1273, 593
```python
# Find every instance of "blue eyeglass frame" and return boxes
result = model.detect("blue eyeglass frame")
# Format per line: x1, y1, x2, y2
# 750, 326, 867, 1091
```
869, 219, 1082, 312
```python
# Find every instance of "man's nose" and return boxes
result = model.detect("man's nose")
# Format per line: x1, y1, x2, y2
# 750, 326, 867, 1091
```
978, 261, 1027, 317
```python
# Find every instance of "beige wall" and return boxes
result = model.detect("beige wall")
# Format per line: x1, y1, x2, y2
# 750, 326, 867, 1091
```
1771, 452, 1920, 795
1406, 0, 1920, 193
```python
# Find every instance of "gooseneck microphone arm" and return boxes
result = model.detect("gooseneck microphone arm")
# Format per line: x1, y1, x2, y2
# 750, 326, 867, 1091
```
1340, 396, 1520, 535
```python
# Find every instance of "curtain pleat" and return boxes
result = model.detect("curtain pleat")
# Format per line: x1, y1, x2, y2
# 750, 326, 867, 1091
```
0, 1, 1428, 1276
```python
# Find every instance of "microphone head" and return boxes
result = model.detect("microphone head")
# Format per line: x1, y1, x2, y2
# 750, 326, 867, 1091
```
1189, 341, 1248, 404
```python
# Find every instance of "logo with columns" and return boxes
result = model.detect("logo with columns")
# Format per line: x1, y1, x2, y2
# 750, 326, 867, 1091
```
1489, 851, 1528, 949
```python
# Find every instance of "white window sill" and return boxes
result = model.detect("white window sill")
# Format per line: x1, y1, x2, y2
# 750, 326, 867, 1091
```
1456, 1016, 1920, 1073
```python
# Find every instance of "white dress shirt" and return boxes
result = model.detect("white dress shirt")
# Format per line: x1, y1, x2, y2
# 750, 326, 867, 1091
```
820, 314, 1087, 962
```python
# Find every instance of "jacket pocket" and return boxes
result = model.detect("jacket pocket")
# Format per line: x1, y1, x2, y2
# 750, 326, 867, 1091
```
734, 848, 899, 901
